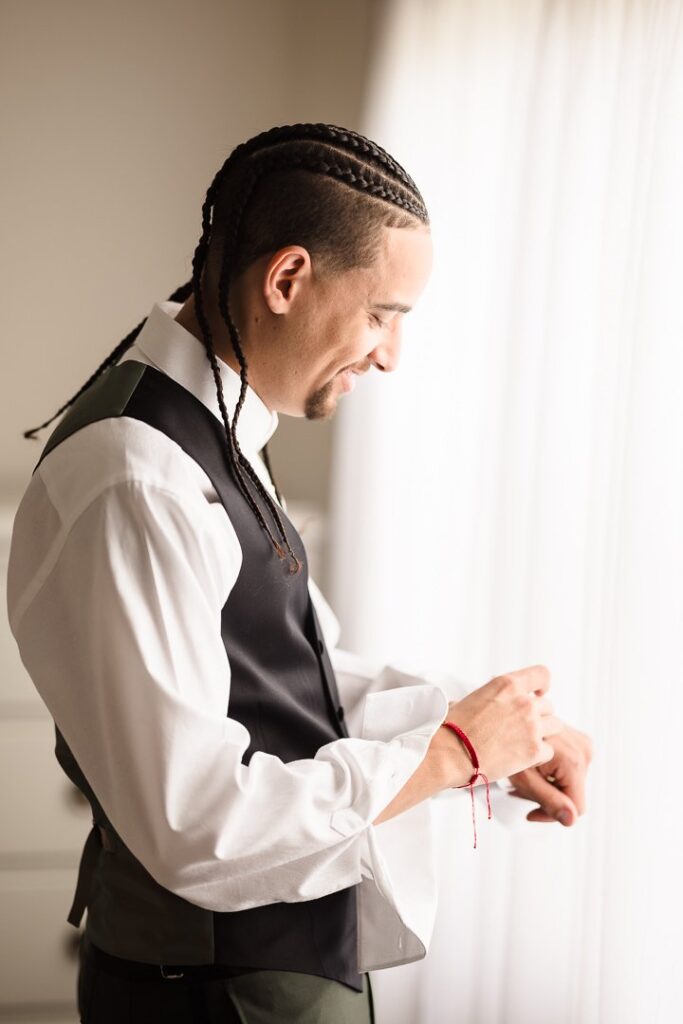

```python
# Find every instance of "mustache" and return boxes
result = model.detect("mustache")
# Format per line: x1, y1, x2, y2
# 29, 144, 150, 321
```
338, 361, 371, 377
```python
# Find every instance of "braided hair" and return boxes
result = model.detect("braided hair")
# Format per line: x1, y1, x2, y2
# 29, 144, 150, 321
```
24, 123, 429, 574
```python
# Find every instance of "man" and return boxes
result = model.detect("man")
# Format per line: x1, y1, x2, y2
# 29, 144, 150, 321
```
8, 123, 591, 1023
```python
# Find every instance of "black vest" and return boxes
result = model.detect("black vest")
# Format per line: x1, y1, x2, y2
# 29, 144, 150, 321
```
36, 359, 362, 991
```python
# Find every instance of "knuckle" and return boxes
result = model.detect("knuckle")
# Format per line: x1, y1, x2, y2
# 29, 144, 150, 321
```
532, 724, 545, 749
497, 674, 517, 692
533, 665, 551, 690
493, 676, 518, 702
529, 736, 544, 760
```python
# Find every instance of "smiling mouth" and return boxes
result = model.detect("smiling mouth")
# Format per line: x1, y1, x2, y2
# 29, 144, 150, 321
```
338, 363, 369, 380
339, 369, 361, 393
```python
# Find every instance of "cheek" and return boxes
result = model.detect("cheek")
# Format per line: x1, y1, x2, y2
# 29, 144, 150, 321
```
347, 319, 374, 358
321, 334, 356, 375
308, 314, 369, 383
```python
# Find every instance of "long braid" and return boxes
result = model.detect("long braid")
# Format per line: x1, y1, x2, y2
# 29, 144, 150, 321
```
190, 169, 297, 567
215, 163, 301, 566
260, 442, 283, 507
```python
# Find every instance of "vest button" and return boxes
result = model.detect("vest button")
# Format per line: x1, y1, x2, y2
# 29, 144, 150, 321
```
337, 706, 345, 721
317, 639, 324, 655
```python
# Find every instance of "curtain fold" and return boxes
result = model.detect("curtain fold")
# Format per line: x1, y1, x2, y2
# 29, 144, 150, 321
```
329, 2, 683, 1021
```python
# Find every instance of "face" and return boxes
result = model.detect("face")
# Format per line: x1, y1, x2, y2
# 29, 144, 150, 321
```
232, 224, 433, 419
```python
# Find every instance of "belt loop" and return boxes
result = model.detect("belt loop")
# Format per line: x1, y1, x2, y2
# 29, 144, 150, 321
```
160, 965, 185, 979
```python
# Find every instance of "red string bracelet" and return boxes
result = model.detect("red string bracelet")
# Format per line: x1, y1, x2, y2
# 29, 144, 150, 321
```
441, 721, 492, 849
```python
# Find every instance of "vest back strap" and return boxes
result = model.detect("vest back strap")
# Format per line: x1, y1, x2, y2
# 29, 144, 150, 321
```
67, 822, 103, 927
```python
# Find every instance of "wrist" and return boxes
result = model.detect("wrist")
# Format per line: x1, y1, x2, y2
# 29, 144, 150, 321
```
430, 722, 476, 789
438, 721, 494, 849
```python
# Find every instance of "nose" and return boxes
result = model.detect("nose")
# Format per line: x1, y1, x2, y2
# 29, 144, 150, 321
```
369, 323, 402, 373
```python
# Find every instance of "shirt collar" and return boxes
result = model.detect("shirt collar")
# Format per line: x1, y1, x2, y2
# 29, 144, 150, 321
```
129, 300, 279, 453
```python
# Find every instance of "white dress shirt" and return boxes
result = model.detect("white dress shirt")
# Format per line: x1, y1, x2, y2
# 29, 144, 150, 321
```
7, 301, 510, 973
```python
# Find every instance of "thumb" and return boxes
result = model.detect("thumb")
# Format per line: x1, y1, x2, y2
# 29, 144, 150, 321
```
526, 802, 578, 826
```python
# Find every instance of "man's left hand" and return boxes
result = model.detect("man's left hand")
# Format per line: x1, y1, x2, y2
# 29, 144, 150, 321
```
505, 723, 593, 827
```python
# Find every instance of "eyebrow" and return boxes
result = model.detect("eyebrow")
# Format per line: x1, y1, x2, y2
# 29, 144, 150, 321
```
371, 302, 412, 314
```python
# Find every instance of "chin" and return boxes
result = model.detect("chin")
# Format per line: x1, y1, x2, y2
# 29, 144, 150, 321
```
304, 399, 337, 422
304, 380, 338, 420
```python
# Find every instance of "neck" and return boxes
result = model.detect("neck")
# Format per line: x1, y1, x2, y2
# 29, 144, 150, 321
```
173, 293, 242, 377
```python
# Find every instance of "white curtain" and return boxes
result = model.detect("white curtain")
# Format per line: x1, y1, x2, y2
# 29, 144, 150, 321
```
328, 2, 683, 1022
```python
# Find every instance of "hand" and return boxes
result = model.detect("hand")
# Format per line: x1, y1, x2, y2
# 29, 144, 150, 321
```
441, 665, 565, 787
505, 723, 593, 827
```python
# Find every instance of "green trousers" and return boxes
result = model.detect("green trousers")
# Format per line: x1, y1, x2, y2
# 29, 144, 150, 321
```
78, 937, 375, 1023
224, 969, 375, 1024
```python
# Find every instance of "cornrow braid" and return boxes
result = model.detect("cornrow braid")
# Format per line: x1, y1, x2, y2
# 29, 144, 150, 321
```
24, 123, 428, 574
225, 122, 423, 197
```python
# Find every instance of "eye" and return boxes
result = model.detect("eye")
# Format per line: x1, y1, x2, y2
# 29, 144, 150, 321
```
369, 313, 387, 328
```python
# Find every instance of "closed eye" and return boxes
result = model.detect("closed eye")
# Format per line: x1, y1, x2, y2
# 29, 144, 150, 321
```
369, 313, 388, 328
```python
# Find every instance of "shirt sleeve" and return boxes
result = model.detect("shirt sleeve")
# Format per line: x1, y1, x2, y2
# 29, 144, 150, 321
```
307, 576, 509, 799
8, 476, 449, 912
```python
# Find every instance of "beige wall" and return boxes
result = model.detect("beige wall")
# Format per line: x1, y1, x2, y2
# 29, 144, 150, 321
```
0, 4, 380, 1015
0, 0, 378, 550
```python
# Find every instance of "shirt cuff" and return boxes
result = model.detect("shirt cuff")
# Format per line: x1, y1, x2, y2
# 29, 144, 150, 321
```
495, 775, 515, 792
328, 681, 449, 838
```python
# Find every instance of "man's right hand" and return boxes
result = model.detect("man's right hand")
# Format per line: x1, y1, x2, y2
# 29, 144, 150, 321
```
435, 665, 564, 788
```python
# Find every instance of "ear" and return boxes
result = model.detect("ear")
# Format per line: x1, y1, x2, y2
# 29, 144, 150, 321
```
263, 246, 312, 314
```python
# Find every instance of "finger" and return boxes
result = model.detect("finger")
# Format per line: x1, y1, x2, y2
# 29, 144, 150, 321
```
530, 740, 555, 767
506, 792, 570, 824
527, 808, 567, 824
555, 757, 587, 816
540, 714, 566, 738
572, 727, 594, 764
507, 771, 578, 825
508, 664, 551, 696
532, 695, 554, 716
507, 790, 565, 818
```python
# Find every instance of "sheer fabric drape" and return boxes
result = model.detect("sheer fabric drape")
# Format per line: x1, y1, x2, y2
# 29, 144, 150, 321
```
328, 2, 683, 1021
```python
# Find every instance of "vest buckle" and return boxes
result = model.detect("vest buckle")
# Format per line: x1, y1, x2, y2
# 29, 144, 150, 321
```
160, 965, 185, 979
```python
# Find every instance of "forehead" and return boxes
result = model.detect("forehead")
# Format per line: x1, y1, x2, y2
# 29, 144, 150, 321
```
364, 224, 433, 302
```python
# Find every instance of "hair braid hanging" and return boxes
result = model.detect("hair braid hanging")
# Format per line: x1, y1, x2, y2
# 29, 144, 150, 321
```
190, 164, 300, 570
216, 158, 306, 559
